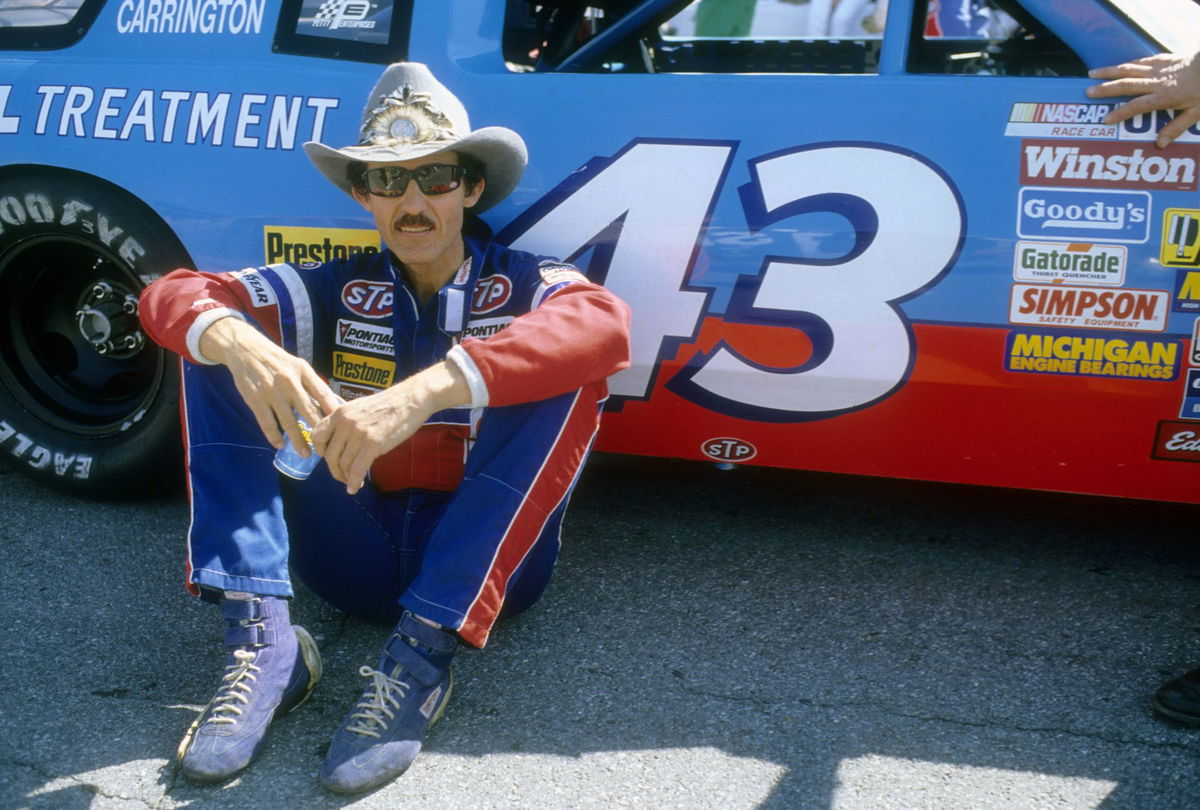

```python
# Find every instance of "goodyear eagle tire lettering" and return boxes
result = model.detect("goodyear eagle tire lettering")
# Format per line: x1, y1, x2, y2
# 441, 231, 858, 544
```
0, 166, 188, 497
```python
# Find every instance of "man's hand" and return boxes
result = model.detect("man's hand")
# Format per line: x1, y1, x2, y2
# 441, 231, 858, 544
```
1087, 51, 1200, 148
199, 316, 340, 453
311, 360, 471, 495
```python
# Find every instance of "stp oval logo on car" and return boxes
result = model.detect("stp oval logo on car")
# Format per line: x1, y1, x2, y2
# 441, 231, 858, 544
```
341, 280, 393, 319
472, 274, 512, 314
700, 437, 757, 463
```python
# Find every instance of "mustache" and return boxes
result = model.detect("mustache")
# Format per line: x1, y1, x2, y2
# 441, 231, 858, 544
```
394, 214, 434, 229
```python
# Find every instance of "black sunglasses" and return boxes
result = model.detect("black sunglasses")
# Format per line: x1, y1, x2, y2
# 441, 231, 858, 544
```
360, 164, 467, 197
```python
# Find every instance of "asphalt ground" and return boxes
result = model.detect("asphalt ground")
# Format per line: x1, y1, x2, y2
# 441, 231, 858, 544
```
1, 453, 1198, 809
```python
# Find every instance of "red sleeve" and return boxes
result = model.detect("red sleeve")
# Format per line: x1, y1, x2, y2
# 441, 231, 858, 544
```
457, 282, 631, 407
139, 268, 257, 364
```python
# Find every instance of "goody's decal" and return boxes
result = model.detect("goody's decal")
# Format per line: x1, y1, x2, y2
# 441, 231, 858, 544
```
1019, 140, 1199, 192
1017, 188, 1150, 243
471, 274, 511, 314
335, 318, 393, 354
1005, 331, 1179, 381
264, 226, 380, 265
1174, 270, 1200, 314
1013, 241, 1125, 286
1193, 319, 1200, 366
1009, 283, 1169, 332
1153, 421, 1200, 462
332, 351, 394, 387
1163, 209, 1200, 268
341, 279, 393, 319
1182, 369, 1200, 421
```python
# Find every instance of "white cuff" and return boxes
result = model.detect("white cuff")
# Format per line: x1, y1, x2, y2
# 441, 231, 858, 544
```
186, 309, 247, 365
446, 344, 489, 409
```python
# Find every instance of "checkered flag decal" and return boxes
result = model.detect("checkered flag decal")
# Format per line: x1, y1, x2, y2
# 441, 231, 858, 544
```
314, 0, 342, 20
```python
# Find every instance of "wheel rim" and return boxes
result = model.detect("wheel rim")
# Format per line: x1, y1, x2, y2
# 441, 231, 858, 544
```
0, 233, 166, 437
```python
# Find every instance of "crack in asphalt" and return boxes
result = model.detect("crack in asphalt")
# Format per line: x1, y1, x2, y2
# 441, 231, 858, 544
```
669, 682, 1200, 755
0, 753, 158, 809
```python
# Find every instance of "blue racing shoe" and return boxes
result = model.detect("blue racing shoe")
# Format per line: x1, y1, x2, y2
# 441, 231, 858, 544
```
319, 612, 455, 793
178, 593, 322, 781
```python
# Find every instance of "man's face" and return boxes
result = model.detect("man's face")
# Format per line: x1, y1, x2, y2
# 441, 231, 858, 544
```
352, 151, 485, 284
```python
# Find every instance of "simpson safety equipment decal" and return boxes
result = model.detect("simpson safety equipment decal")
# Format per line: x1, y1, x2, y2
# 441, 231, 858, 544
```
1009, 284, 1169, 332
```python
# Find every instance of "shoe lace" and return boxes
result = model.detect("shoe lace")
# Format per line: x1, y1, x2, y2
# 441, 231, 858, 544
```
347, 665, 410, 738
204, 649, 261, 726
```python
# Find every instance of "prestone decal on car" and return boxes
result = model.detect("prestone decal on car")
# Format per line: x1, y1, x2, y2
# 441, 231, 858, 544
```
0, 84, 337, 150
1162, 209, 1200, 267
1012, 240, 1125, 286
1004, 331, 1179, 380
264, 226, 380, 265
1017, 188, 1150, 243
1009, 284, 1169, 331
1019, 140, 1199, 192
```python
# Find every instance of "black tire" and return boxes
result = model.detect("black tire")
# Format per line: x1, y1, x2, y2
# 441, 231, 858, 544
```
0, 166, 190, 498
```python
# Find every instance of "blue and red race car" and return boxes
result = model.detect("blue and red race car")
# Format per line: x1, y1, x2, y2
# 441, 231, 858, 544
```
0, 0, 1197, 502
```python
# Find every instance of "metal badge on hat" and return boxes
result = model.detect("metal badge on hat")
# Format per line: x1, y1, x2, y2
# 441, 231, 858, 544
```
360, 85, 458, 147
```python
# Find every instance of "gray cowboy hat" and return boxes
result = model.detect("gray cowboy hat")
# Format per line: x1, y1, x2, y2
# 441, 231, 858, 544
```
303, 62, 527, 214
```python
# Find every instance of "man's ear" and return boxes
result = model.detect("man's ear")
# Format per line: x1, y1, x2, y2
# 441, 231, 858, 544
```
350, 186, 372, 212
464, 176, 486, 210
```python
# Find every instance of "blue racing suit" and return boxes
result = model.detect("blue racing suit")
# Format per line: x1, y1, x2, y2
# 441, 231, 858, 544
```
141, 219, 631, 647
